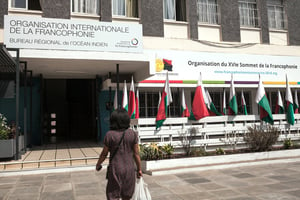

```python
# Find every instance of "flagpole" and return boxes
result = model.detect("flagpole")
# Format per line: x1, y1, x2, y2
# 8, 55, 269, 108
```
116, 64, 119, 109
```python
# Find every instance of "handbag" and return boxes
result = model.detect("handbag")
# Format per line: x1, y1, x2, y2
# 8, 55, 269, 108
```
106, 130, 126, 179
131, 177, 152, 200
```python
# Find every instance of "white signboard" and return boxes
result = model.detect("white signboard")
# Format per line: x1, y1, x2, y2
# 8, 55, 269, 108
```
151, 50, 300, 82
4, 15, 143, 53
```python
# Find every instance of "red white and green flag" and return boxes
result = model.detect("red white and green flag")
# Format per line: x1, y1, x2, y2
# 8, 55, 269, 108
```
285, 75, 295, 125
156, 72, 172, 129
122, 80, 128, 111
275, 90, 284, 114
128, 77, 136, 119
255, 75, 273, 124
189, 73, 209, 120
181, 89, 190, 117
135, 89, 139, 119
294, 90, 299, 114
241, 90, 248, 115
206, 89, 222, 116
113, 89, 118, 111
222, 89, 227, 115
228, 74, 238, 115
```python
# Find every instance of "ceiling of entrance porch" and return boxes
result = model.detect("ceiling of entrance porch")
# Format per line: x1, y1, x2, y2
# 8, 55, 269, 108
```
14, 49, 151, 80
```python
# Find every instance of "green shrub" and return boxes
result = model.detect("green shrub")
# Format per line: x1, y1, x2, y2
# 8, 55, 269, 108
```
283, 138, 293, 149
190, 147, 208, 157
0, 114, 11, 140
244, 125, 280, 152
139, 143, 163, 161
215, 148, 226, 155
161, 144, 174, 158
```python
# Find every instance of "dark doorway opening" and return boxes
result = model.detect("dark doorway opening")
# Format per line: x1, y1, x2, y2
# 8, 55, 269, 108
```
43, 79, 97, 143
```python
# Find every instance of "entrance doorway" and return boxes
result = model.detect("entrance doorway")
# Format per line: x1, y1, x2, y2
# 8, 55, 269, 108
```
43, 79, 97, 143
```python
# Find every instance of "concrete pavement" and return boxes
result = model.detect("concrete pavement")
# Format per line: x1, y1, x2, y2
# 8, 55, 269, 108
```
1, 161, 300, 199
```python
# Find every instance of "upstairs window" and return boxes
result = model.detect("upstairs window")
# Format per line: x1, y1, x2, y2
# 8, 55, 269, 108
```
267, 0, 286, 29
112, 0, 139, 18
197, 0, 219, 24
72, 0, 99, 15
11, 0, 41, 10
164, 0, 186, 21
239, 0, 259, 27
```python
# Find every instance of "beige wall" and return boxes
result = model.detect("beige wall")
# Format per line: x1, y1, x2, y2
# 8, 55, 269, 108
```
240, 29, 261, 44
0, 29, 3, 43
198, 25, 220, 42
269, 31, 288, 45
164, 22, 188, 39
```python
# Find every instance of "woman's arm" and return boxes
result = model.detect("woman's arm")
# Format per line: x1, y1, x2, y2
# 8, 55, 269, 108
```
133, 143, 142, 178
96, 145, 109, 171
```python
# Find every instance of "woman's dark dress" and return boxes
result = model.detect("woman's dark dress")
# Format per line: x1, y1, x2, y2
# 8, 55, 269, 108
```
104, 129, 138, 200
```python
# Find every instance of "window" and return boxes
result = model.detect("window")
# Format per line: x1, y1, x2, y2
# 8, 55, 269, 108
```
11, 0, 41, 10
267, 0, 286, 29
197, 0, 218, 24
139, 91, 180, 118
72, 0, 99, 15
112, 0, 138, 18
164, 0, 186, 21
239, 0, 259, 27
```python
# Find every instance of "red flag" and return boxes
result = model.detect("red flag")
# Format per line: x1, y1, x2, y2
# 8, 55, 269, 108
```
135, 89, 139, 119
181, 89, 190, 117
156, 72, 172, 129
189, 73, 209, 120
128, 77, 136, 119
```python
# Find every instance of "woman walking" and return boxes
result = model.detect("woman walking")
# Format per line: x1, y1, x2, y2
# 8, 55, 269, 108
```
96, 109, 142, 200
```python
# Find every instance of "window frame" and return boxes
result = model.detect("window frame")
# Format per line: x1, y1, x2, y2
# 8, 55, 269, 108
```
10, 0, 41, 11
71, 0, 100, 16
112, 0, 139, 18
164, 0, 186, 22
197, 0, 219, 25
267, 0, 287, 30
238, 0, 259, 28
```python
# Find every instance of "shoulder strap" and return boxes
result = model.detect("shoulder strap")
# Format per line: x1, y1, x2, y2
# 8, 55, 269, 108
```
109, 130, 126, 161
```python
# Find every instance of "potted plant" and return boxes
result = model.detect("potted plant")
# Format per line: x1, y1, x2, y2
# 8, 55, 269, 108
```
0, 113, 15, 158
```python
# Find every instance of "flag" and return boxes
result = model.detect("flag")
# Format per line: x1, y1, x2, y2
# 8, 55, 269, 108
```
128, 77, 136, 119
285, 75, 294, 125
241, 90, 248, 115
189, 73, 209, 120
228, 74, 238, 115
181, 89, 190, 117
122, 80, 128, 111
113, 89, 118, 111
222, 89, 227, 115
135, 89, 139, 119
294, 90, 299, 114
206, 89, 221, 116
156, 72, 172, 129
255, 75, 273, 124
274, 90, 284, 114
163, 59, 173, 71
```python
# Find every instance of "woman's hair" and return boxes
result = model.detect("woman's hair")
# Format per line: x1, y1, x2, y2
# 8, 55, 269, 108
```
110, 109, 130, 130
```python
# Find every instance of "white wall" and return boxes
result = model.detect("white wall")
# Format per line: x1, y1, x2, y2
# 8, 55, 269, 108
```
240, 29, 261, 44
164, 22, 188, 39
0, 29, 3, 43
269, 31, 288, 45
198, 25, 220, 42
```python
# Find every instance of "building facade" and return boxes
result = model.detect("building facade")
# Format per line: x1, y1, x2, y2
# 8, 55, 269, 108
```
0, 0, 300, 146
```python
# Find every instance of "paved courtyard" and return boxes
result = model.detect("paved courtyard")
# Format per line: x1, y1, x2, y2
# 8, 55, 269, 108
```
0, 161, 300, 200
